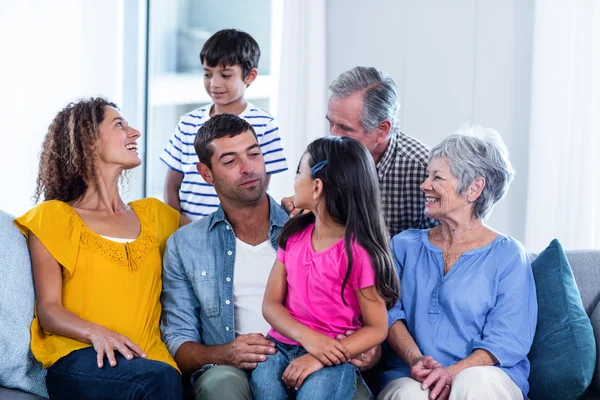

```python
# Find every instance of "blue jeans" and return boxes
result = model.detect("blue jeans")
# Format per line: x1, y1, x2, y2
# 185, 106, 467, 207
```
250, 338, 360, 400
46, 346, 183, 400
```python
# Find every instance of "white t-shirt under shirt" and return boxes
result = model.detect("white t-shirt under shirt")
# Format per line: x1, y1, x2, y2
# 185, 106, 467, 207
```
233, 237, 276, 336
160, 102, 288, 221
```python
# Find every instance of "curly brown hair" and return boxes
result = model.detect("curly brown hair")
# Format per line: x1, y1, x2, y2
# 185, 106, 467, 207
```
34, 98, 118, 203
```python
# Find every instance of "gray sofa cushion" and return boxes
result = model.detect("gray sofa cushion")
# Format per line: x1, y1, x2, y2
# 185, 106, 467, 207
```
0, 211, 47, 397
565, 251, 600, 317
0, 387, 46, 400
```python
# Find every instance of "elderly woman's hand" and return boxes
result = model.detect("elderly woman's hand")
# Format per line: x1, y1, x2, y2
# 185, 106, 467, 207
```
410, 355, 441, 382
421, 365, 452, 400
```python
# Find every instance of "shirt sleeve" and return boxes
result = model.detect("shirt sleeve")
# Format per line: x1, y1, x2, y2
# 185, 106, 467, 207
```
160, 120, 185, 173
276, 246, 286, 264
387, 238, 407, 329
160, 233, 202, 357
153, 199, 181, 255
259, 118, 288, 175
349, 244, 376, 290
470, 243, 538, 367
14, 201, 81, 277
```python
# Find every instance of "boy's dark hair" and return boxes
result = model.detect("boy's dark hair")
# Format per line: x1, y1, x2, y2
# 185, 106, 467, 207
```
200, 29, 261, 79
194, 113, 257, 168
278, 136, 400, 309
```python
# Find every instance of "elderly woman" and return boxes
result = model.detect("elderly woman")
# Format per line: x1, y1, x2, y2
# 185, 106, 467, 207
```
378, 127, 537, 400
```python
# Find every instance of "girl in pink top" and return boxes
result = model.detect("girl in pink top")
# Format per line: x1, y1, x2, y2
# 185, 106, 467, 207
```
250, 137, 400, 400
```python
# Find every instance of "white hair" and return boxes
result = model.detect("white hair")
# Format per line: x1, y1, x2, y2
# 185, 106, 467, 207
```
430, 125, 515, 219
329, 66, 399, 135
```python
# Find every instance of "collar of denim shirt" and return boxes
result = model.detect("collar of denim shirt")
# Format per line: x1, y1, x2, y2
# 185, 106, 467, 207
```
208, 194, 289, 232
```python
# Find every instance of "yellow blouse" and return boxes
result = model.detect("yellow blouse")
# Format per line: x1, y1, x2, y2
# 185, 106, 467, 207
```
15, 198, 180, 371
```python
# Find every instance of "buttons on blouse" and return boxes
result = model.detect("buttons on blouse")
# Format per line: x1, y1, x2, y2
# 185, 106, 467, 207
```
201, 271, 207, 276
227, 251, 233, 256
226, 277, 231, 282
225, 326, 230, 332
226, 225, 230, 230
225, 300, 231, 305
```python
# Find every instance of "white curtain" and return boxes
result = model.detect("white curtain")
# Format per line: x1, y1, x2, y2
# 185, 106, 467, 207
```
0, 0, 126, 216
525, 0, 600, 252
268, 0, 327, 202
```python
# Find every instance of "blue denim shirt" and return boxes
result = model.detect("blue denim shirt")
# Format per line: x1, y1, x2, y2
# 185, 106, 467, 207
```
160, 195, 289, 363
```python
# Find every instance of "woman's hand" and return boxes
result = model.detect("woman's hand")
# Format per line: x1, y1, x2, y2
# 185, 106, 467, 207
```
421, 366, 452, 400
301, 330, 350, 366
282, 354, 324, 390
410, 355, 441, 382
88, 324, 146, 368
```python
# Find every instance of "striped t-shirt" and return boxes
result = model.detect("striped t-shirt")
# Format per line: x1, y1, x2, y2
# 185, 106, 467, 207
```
160, 102, 288, 221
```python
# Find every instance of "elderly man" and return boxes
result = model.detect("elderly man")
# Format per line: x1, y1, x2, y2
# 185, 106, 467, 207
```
285, 66, 437, 237
160, 114, 371, 400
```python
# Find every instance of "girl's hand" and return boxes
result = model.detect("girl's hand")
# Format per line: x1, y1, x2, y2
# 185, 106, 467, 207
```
88, 324, 146, 368
301, 330, 350, 366
282, 354, 324, 390
335, 329, 381, 371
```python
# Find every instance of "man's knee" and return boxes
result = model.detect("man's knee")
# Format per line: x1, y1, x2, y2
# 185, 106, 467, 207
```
194, 366, 250, 400
377, 377, 429, 400
450, 367, 507, 399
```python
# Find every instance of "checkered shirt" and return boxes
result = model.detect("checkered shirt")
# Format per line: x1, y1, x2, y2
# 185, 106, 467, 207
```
377, 132, 438, 237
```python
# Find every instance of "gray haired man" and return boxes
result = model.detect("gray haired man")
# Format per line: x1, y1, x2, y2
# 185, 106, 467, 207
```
284, 66, 437, 237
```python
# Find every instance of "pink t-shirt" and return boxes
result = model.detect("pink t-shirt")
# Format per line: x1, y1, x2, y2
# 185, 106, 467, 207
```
268, 223, 376, 345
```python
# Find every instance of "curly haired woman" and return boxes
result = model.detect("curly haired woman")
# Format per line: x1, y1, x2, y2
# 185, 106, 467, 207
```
14, 98, 187, 399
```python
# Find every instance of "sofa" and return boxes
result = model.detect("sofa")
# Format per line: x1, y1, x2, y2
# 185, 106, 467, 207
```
1, 208, 600, 399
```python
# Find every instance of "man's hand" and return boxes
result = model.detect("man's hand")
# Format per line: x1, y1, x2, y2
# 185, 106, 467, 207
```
301, 330, 350, 366
410, 355, 441, 383
225, 333, 276, 370
282, 353, 324, 390
281, 196, 303, 217
335, 330, 381, 371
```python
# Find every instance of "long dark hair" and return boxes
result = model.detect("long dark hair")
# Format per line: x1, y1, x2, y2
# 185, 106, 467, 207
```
278, 136, 400, 308
34, 98, 118, 203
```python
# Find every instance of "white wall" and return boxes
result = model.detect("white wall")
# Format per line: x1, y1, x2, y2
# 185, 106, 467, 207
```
0, 0, 128, 216
326, 0, 535, 242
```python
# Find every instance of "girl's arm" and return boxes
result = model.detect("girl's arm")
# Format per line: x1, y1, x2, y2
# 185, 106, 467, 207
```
338, 286, 389, 358
262, 259, 350, 365
29, 232, 145, 367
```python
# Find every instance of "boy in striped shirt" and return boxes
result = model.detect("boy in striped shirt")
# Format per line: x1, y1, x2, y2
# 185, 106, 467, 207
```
161, 29, 288, 220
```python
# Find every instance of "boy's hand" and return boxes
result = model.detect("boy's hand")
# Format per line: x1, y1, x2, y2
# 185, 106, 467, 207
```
301, 330, 350, 366
281, 196, 302, 217
282, 353, 323, 390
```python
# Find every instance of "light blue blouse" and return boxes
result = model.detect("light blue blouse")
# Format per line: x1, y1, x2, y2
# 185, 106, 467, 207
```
382, 229, 537, 397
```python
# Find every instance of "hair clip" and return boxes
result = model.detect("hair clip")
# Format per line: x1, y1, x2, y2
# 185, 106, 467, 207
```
311, 160, 328, 175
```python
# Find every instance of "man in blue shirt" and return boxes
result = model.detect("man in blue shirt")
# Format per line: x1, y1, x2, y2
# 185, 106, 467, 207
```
160, 114, 288, 400
160, 114, 372, 400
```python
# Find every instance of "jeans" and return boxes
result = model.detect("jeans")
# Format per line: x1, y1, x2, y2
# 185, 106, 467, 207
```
46, 346, 183, 400
250, 339, 361, 400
